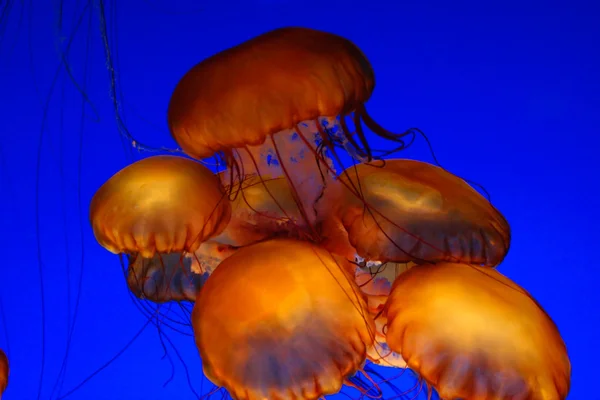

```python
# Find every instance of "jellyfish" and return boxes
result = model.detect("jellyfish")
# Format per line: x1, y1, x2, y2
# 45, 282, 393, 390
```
167, 27, 416, 241
90, 155, 232, 312
318, 158, 511, 266
355, 260, 416, 314
127, 252, 205, 303
0, 349, 7, 398
90, 155, 231, 256
126, 241, 237, 303
354, 261, 415, 369
212, 173, 309, 246
192, 239, 375, 400
384, 263, 571, 399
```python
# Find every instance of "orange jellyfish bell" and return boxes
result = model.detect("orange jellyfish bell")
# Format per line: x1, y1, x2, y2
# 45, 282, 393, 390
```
0, 349, 7, 397
384, 263, 571, 400
127, 252, 206, 303
192, 239, 374, 400
168, 27, 414, 236
212, 173, 309, 246
89, 155, 231, 258
318, 159, 510, 266
167, 27, 373, 160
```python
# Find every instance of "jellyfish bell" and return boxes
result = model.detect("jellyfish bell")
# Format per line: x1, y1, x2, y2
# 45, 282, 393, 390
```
384, 263, 571, 400
167, 26, 373, 162
319, 216, 358, 260
127, 252, 205, 303
89, 155, 231, 258
126, 241, 237, 303
192, 239, 375, 400
0, 349, 7, 397
168, 27, 413, 238
318, 159, 511, 266
212, 172, 310, 247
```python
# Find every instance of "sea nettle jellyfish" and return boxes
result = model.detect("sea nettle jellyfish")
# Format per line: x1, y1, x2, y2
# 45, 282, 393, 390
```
167, 27, 417, 242
384, 263, 571, 400
318, 158, 510, 374
192, 239, 375, 400
89, 155, 232, 305
0, 349, 8, 398
318, 158, 511, 266
126, 241, 237, 302
212, 173, 307, 246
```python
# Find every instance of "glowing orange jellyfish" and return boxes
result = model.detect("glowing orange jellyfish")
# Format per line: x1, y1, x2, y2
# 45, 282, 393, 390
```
212, 173, 308, 246
90, 155, 232, 303
90, 155, 231, 257
168, 27, 415, 241
0, 349, 8, 398
384, 263, 571, 399
318, 158, 511, 266
192, 239, 375, 400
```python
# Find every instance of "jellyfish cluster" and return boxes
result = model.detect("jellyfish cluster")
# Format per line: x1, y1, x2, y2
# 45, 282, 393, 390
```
87, 27, 570, 400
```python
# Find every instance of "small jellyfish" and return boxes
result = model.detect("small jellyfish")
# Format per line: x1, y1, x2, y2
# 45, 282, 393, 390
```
354, 262, 414, 369
89, 155, 231, 257
0, 349, 8, 398
126, 242, 237, 303
189, 240, 238, 276
127, 252, 207, 303
318, 159, 510, 266
192, 239, 374, 400
212, 173, 307, 246
168, 27, 415, 238
384, 263, 571, 399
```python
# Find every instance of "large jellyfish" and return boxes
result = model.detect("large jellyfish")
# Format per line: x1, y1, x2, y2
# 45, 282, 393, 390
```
90, 155, 232, 303
192, 239, 374, 400
167, 27, 415, 241
384, 263, 571, 399
0, 349, 7, 398
318, 158, 511, 266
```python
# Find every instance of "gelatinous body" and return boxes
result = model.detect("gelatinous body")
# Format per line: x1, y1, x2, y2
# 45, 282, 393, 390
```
90, 155, 231, 257
213, 174, 307, 246
168, 27, 414, 238
127, 253, 208, 303
127, 242, 237, 302
319, 159, 510, 266
168, 27, 373, 159
385, 263, 571, 400
193, 239, 374, 400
